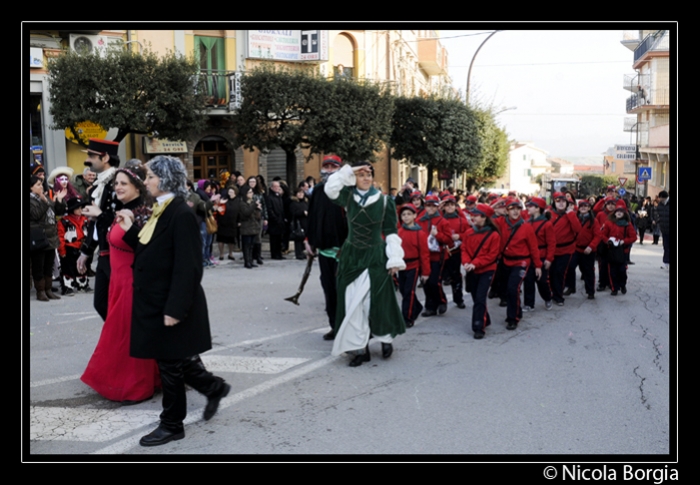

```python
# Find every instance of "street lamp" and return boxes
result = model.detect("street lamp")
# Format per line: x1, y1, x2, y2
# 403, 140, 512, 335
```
466, 30, 503, 106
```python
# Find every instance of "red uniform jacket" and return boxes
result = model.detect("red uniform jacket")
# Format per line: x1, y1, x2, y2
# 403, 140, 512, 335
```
399, 225, 431, 276
439, 212, 469, 254
57, 214, 88, 257
460, 226, 501, 274
417, 211, 447, 262
548, 210, 582, 256
600, 219, 637, 255
495, 217, 542, 268
527, 215, 556, 262
575, 212, 601, 253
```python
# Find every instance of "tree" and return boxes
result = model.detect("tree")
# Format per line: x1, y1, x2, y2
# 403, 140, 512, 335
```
234, 64, 322, 187
391, 96, 478, 192
465, 108, 509, 192
305, 78, 394, 164
47, 45, 208, 145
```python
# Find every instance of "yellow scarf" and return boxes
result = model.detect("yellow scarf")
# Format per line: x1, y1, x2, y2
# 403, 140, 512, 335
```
138, 197, 174, 244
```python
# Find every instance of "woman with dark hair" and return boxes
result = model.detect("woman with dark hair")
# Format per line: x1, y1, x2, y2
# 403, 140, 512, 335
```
124, 155, 229, 447
325, 161, 406, 367
289, 185, 309, 260
81, 164, 161, 404
636, 196, 652, 244
30, 175, 66, 301
247, 176, 267, 264
215, 185, 241, 261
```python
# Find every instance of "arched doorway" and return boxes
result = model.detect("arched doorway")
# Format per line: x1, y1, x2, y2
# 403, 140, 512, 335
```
192, 136, 232, 181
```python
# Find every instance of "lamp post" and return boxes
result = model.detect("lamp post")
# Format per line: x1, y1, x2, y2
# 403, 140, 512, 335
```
466, 30, 503, 106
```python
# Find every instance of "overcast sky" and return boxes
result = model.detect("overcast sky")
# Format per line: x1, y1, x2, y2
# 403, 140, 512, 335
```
440, 29, 634, 159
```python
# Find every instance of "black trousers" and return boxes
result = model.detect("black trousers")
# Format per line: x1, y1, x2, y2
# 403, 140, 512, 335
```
565, 251, 596, 296
398, 267, 423, 325
550, 253, 573, 304
444, 251, 464, 305
423, 259, 446, 311
504, 264, 528, 324
269, 234, 283, 259
30, 248, 56, 281
157, 355, 225, 432
523, 258, 552, 308
468, 270, 494, 333
318, 254, 339, 330
93, 255, 111, 322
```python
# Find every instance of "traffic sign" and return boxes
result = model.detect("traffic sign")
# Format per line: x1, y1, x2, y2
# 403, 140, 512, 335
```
618, 177, 628, 186
618, 188, 626, 197
638, 167, 652, 181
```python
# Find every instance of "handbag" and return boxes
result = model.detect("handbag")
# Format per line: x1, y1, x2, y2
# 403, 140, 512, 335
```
205, 211, 218, 234
30, 226, 49, 252
290, 219, 305, 240
607, 243, 626, 264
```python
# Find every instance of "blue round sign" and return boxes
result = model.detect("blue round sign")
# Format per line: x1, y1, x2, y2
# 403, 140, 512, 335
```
618, 188, 626, 197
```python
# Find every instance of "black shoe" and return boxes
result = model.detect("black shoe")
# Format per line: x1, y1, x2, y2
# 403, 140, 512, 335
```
83, 286, 93, 293
474, 331, 485, 339
381, 343, 393, 359
488, 290, 497, 299
596, 285, 607, 292
405, 320, 414, 328
203, 383, 231, 421
256, 258, 264, 265
139, 426, 185, 447
323, 330, 336, 341
611, 290, 618, 296
506, 321, 517, 330
587, 294, 595, 300
456, 302, 466, 309
627, 261, 635, 265
621, 286, 627, 295
422, 309, 437, 317
437, 304, 447, 315
563, 287, 575, 296
349, 349, 370, 367
62, 287, 75, 297
499, 298, 507, 307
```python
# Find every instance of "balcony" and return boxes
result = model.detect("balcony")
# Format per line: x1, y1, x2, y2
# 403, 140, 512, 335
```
623, 73, 649, 92
633, 30, 669, 65
417, 38, 447, 76
199, 70, 236, 109
626, 89, 669, 112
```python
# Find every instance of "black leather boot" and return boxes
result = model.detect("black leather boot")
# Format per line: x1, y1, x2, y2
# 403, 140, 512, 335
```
349, 346, 370, 367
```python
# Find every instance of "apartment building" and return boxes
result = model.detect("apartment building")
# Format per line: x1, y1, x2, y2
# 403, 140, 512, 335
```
621, 30, 670, 198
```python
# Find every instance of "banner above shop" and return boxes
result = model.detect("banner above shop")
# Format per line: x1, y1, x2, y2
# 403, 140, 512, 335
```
247, 30, 328, 62
144, 137, 187, 154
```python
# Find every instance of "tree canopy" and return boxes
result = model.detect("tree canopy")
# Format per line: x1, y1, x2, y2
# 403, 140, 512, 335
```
47, 46, 208, 145
391, 96, 480, 191
465, 108, 510, 191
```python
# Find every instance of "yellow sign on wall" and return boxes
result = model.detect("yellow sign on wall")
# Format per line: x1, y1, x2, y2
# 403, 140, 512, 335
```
65, 121, 108, 145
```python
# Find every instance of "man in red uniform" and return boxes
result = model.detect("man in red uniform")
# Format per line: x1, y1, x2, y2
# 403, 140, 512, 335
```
522, 197, 555, 312
565, 199, 601, 299
548, 192, 582, 305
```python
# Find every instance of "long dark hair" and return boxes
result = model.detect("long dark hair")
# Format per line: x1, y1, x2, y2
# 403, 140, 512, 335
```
115, 168, 153, 206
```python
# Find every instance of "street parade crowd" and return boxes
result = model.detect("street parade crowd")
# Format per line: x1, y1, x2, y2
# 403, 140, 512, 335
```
29, 141, 671, 446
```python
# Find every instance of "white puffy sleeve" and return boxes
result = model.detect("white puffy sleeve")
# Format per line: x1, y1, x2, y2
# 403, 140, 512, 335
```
385, 233, 406, 270
324, 164, 355, 201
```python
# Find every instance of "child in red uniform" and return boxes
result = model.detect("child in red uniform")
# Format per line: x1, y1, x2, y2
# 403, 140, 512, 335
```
601, 200, 637, 295
565, 199, 601, 299
397, 204, 431, 328
522, 197, 555, 312
495, 198, 542, 330
461, 204, 501, 339
57, 197, 91, 295
439, 196, 469, 310
548, 192, 582, 305
416, 195, 448, 316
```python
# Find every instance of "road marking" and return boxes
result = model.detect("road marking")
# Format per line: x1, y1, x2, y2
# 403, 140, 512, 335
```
91, 355, 340, 454
30, 374, 82, 388
201, 355, 309, 374
30, 407, 161, 442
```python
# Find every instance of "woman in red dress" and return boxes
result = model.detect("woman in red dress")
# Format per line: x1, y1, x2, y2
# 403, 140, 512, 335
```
81, 163, 161, 404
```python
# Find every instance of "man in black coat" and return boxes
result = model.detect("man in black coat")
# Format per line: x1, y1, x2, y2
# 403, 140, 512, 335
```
125, 156, 229, 447
655, 190, 671, 269
305, 155, 348, 340
77, 138, 122, 321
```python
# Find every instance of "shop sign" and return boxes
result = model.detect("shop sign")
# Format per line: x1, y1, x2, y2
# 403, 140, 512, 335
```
65, 121, 108, 145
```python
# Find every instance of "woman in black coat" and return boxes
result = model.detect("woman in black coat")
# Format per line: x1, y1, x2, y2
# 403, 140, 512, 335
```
122, 155, 230, 447
289, 186, 309, 260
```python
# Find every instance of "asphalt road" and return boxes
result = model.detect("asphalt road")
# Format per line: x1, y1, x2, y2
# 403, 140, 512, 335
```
26, 240, 672, 460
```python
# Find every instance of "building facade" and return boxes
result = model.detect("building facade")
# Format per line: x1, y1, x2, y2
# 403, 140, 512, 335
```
491, 141, 550, 196
621, 30, 670, 198
29, 29, 454, 192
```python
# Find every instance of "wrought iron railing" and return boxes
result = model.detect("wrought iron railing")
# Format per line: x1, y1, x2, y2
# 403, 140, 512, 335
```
199, 70, 236, 108
626, 89, 669, 112
634, 30, 669, 63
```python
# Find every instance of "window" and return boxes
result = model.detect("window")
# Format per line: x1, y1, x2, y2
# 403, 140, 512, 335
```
333, 34, 355, 79
195, 36, 226, 106
192, 137, 232, 181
